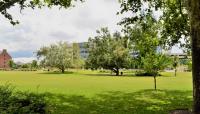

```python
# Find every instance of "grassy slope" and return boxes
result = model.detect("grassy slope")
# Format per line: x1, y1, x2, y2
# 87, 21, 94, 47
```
0, 71, 193, 114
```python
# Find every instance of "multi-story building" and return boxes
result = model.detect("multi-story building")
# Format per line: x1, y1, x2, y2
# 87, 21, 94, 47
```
78, 42, 89, 59
0, 49, 12, 69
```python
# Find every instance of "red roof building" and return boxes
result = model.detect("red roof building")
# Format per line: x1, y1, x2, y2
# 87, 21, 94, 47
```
0, 49, 12, 69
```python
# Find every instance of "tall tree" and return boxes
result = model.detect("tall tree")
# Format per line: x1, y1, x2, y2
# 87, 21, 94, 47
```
126, 15, 161, 69
86, 28, 131, 76
119, 0, 200, 113
190, 0, 200, 113
31, 60, 38, 70
37, 42, 73, 73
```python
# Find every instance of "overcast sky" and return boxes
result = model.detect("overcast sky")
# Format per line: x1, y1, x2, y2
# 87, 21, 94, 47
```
0, 0, 182, 63
0, 0, 124, 62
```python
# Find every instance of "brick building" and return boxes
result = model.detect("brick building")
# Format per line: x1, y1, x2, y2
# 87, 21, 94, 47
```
0, 49, 12, 69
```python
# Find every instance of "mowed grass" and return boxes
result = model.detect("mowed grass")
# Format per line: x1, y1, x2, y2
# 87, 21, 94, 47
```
0, 70, 193, 114
0, 70, 192, 96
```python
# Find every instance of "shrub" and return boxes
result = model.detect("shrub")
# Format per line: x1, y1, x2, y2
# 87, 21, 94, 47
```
135, 70, 161, 76
0, 84, 49, 114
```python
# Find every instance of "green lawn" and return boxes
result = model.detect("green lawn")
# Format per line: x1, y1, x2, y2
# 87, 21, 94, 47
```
0, 70, 193, 114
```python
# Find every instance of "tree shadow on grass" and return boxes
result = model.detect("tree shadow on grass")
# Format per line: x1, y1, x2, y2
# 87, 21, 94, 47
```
83, 74, 173, 78
38, 71, 74, 75
46, 90, 193, 114
83, 73, 116, 77
83, 73, 135, 77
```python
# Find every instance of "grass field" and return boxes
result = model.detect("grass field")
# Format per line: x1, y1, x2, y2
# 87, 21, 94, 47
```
0, 70, 193, 114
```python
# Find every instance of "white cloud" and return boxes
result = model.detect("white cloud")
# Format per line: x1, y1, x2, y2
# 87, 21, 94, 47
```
13, 57, 37, 63
0, 0, 123, 57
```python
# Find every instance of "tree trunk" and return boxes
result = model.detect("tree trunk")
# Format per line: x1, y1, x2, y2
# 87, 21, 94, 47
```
116, 68, 119, 76
175, 69, 177, 77
154, 76, 157, 90
61, 68, 65, 73
61, 66, 65, 73
112, 68, 119, 76
191, 0, 200, 113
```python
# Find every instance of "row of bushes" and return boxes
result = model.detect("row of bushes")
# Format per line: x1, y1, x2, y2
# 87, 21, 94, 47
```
0, 69, 38, 71
14, 68, 38, 71
0, 84, 50, 114
135, 70, 162, 76
98, 69, 161, 76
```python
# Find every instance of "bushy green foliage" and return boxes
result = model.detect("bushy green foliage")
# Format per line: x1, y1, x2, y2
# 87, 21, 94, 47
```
135, 70, 161, 76
21, 64, 30, 69
8, 60, 15, 69
0, 84, 49, 114
85, 28, 131, 76
31, 60, 38, 69
125, 15, 164, 70
141, 53, 171, 76
119, 0, 190, 49
37, 42, 73, 73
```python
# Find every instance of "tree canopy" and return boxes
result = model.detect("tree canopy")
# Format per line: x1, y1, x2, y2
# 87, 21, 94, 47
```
86, 28, 131, 76
119, 0, 190, 49
37, 42, 73, 73
0, 0, 83, 25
